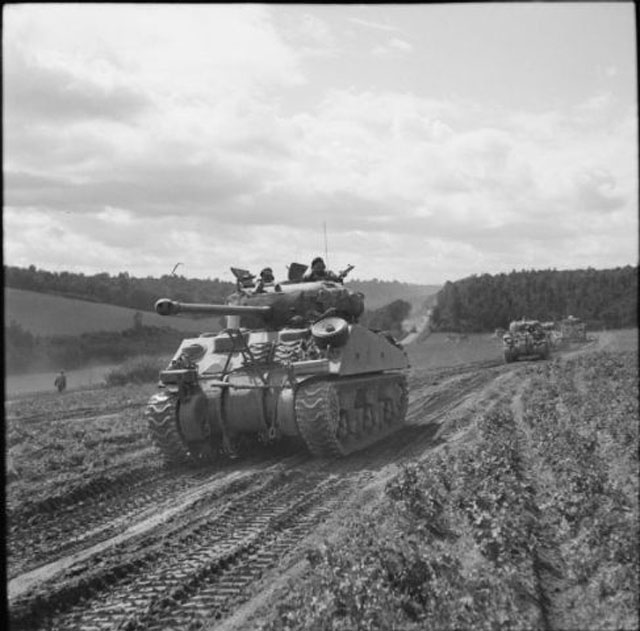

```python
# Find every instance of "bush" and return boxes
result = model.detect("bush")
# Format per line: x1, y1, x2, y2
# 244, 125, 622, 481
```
104, 355, 168, 386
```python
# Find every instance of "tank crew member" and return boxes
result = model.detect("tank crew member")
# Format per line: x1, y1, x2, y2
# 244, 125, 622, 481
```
254, 267, 276, 293
234, 270, 256, 293
303, 257, 340, 282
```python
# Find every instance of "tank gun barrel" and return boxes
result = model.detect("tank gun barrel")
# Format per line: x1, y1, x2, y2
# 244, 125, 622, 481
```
155, 298, 272, 317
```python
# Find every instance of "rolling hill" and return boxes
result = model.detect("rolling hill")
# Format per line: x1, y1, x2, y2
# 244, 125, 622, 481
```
4, 288, 222, 336
5, 281, 440, 337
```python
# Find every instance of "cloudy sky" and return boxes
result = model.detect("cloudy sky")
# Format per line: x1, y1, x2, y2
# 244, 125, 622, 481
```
3, 3, 637, 285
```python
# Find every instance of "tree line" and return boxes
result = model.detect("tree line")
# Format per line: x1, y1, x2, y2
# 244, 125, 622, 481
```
430, 266, 638, 332
4, 265, 236, 312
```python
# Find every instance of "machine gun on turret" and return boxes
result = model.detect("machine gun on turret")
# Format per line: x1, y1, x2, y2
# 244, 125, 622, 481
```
337, 264, 354, 282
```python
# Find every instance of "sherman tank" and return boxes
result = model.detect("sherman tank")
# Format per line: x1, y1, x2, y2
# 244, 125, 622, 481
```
502, 319, 551, 363
559, 315, 587, 344
145, 263, 409, 464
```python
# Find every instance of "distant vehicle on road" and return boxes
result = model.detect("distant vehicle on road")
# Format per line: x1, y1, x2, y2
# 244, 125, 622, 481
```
502, 319, 550, 363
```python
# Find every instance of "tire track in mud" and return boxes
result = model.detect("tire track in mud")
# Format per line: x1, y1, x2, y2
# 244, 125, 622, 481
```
10, 468, 358, 631
8, 469, 262, 601
130, 473, 356, 631
6, 405, 142, 426
9, 359, 519, 631
9, 361, 503, 577
7, 449, 303, 579
7, 464, 211, 577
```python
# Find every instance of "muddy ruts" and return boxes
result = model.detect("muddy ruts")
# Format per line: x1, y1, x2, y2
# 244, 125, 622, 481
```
127, 478, 351, 631
9, 464, 165, 524
7, 466, 221, 579
10, 470, 353, 631
295, 373, 408, 457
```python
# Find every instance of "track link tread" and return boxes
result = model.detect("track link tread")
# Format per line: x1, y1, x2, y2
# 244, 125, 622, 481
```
145, 393, 191, 465
295, 381, 344, 458
295, 375, 408, 458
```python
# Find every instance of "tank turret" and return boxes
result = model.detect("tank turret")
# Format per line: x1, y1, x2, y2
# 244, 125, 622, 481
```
155, 274, 365, 330
144, 263, 409, 464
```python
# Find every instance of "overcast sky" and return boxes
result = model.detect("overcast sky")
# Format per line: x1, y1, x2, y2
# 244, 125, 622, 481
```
3, 3, 637, 285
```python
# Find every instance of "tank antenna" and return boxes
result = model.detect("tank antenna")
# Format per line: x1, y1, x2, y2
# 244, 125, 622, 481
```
323, 221, 328, 264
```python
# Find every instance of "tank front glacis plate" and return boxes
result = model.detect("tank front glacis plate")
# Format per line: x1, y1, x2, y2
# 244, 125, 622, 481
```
166, 329, 316, 381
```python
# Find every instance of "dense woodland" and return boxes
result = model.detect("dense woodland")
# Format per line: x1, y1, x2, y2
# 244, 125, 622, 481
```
431, 266, 638, 332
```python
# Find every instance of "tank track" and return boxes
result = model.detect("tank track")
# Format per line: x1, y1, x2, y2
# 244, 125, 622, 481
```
145, 392, 192, 465
295, 373, 408, 458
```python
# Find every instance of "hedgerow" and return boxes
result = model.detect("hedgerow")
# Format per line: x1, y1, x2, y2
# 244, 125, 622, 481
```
104, 355, 168, 386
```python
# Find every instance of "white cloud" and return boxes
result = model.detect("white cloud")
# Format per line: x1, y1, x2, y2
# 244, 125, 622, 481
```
597, 64, 619, 79
347, 17, 401, 33
372, 37, 413, 58
281, 11, 338, 58
2, 4, 637, 284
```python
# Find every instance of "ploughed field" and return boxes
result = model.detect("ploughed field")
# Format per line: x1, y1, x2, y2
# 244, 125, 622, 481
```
6, 330, 638, 631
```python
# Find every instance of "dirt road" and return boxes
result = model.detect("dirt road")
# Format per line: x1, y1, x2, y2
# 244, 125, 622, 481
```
6, 332, 631, 631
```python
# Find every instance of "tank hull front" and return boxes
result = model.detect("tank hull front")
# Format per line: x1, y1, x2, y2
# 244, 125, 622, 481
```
145, 320, 410, 464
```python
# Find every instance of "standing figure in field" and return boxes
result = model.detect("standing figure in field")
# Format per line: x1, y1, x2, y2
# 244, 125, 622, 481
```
54, 370, 67, 393
303, 257, 341, 282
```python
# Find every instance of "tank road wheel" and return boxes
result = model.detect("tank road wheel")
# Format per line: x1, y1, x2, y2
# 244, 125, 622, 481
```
145, 392, 191, 466
295, 381, 346, 458
295, 374, 409, 458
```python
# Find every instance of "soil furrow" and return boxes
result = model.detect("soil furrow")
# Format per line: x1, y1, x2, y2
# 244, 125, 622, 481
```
125, 478, 354, 631
7, 465, 223, 576
21, 474, 353, 631
510, 380, 567, 631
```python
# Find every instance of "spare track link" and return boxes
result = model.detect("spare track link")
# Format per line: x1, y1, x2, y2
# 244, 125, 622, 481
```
145, 392, 191, 465
295, 374, 408, 458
